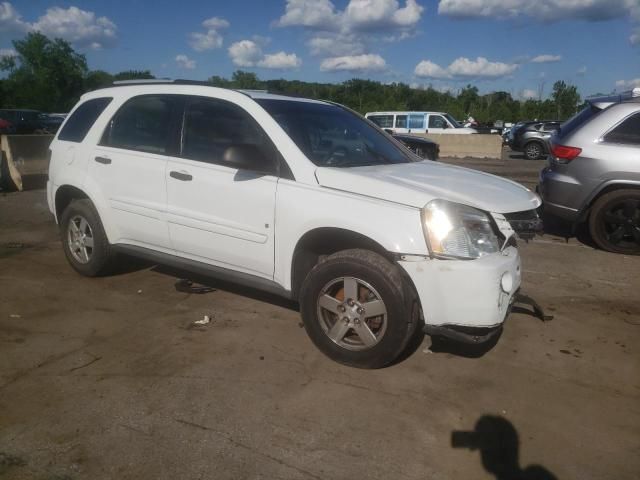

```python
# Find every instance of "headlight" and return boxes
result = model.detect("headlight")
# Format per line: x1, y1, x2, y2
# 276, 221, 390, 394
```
421, 199, 500, 259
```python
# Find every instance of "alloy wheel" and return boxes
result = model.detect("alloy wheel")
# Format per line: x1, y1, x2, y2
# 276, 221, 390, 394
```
67, 215, 94, 264
316, 276, 388, 351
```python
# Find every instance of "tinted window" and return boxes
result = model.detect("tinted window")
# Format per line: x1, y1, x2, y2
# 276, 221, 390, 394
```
58, 98, 112, 142
368, 115, 394, 128
182, 97, 277, 171
257, 99, 415, 167
409, 114, 425, 129
429, 115, 447, 129
103, 95, 178, 154
395, 115, 407, 128
603, 112, 640, 145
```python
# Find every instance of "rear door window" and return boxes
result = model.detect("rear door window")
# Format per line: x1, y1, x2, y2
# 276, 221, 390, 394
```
58, 97, 112, 143
102, 95, 180, 155
603, 112, 640, 145
395, 115, 407, 128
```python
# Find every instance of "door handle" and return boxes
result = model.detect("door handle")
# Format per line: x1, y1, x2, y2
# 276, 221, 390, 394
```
95, 156, 111, 165
170, 170, 193, 181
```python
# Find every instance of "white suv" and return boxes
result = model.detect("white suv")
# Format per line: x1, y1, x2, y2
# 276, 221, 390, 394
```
47, 81, 541, 368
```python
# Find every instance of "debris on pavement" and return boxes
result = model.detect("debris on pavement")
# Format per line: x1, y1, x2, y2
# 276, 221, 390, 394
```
194, 315, 211, 326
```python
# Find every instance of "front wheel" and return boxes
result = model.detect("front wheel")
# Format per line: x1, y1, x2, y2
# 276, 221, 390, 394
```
589, 189, 640, 255
299, 249, 418, 368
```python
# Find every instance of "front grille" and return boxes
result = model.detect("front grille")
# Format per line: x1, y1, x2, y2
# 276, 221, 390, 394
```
503, 210, 543, 240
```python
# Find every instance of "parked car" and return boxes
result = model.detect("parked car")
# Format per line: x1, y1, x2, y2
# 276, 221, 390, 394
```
38, 113, 66, 134
539, 88, 640, 255
0, 109, 42, 134
366, 111, 478, 134
509, 120, 561, 160
391, 133, 439, 160
48, 81, 541, 368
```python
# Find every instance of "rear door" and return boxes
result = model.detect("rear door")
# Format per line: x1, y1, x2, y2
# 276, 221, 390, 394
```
408, 114, 426, 134
89, 94, 181, 250
394, 114, 410, 134
165, 96, 279, 278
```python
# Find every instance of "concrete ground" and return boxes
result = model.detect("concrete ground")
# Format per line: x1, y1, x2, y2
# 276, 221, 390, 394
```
1, 153, 639, 480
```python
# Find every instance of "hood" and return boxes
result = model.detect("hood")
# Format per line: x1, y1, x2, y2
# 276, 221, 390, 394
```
315, 161, 541, 214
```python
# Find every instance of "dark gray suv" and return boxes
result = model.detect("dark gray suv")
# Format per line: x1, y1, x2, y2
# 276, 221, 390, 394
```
539, 89, 640, 254
510, 120, 561, 160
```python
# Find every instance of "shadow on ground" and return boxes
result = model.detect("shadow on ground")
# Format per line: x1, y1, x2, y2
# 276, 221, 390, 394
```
452, 415, 558, 480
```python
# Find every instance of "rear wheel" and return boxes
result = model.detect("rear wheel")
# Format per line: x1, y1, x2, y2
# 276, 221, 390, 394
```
60, 199, 115, 276
589, 189, 640, 255
299, 249, 418, 368
524, 142, 543, 160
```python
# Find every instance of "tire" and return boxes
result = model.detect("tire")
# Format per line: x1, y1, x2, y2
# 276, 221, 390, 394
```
59, 199, 115, 276
524, 141, 543, 160
299, 249, 417, 368
588, 189, 640, 255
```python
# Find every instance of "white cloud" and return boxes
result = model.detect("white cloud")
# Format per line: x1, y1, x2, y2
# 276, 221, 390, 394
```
520, 89, 538, 100
0, 1, 27, 33
307, 34, 365, 56
276, 0, 424, 62
344, 0, 423, 30
320, 53, 387, 72
29, 6, 117, 49
175, 54, 196, 70
615, 78, 640, 90
531, 54, 562, 63
439, 0, 640, 46
414, 60, 449, 79
258, 51, 302, 69
276, 0, 340, 28
415, 56, 517, 80
189, 16, 229, 51
228, 40, 301, 69
228, 40, 263, 67
278, 0, 424, 31
438, 0, 630, 21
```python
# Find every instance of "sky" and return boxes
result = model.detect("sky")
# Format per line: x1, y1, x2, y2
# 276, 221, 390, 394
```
1, 0, 639, 99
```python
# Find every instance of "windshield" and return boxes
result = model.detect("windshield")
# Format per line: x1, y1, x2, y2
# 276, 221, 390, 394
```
256, 99, 416, 167
444, 113, 462, 128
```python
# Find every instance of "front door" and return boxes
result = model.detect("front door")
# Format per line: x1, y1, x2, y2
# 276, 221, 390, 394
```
165, 96, 278, 278
427, 114, 450, 134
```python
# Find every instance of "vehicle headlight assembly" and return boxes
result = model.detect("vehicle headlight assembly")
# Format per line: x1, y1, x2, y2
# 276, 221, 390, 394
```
421, 199, 500, 259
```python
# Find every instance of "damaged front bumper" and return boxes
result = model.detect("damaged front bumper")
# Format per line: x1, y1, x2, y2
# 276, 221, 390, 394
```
398, 246, 522, 343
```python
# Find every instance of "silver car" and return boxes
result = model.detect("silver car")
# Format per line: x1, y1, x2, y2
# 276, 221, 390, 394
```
539, 89, 640, 255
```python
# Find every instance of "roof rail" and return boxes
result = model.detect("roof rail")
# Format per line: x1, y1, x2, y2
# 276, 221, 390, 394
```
110, 78, 215, 87
587, 88, 640, 106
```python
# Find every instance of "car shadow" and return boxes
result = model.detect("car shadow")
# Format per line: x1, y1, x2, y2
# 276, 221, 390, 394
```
540, 211, 598, 249
451, 415, 558, 480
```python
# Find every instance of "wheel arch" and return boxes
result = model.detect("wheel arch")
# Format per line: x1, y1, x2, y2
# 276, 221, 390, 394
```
578, 180, 640, 222
290, 227, 396, 300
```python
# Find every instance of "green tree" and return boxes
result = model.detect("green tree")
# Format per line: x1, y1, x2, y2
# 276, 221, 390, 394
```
551, 81, 580, 119
85, 70, 114, 91
230, 70, 261, 89
1, 32, 87, 111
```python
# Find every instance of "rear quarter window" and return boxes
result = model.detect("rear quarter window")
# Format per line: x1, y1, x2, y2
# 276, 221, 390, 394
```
603, 112, 640, 145
58, 97, 113, 143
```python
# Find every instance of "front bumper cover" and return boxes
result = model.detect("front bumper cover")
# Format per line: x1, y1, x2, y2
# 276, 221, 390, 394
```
399, 246, 522, 333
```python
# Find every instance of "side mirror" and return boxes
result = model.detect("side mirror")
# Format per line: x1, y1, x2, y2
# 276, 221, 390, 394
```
442, 123, 449, 129
223, 144, 276, 174
384, 128, 394, 135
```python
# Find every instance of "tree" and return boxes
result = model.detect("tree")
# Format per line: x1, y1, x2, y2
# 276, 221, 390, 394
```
551, 81, 580, 120
1, 32, 87, 111
85, 70, 114, 91
231, 70, 261, 89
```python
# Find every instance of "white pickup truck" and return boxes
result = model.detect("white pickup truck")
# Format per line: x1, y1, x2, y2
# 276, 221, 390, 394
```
47, 81, 541, 368
366, 111, 478, 134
